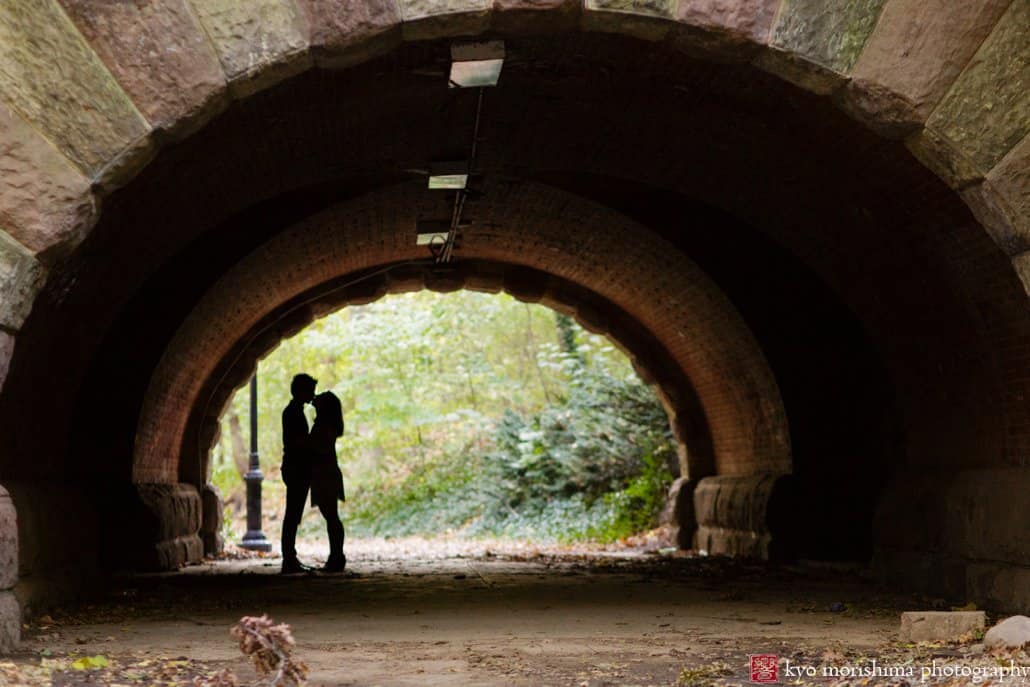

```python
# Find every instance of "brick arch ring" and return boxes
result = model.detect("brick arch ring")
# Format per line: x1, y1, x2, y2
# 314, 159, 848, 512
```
133, 181, 792, 501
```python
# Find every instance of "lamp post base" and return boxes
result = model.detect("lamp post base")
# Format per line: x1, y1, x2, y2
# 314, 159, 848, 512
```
240, 531, 273, 552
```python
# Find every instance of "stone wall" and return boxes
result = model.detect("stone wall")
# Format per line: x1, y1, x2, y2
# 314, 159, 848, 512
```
0, 484, 18, 652
873, 467, 1030, 614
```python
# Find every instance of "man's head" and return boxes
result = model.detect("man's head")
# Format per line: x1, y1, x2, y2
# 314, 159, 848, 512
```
290, 373, 317, 403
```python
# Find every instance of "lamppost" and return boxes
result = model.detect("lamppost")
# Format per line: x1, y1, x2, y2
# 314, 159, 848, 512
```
240, 373, 272, 551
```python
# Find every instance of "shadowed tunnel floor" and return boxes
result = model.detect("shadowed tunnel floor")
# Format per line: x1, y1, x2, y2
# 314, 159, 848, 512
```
9, 545, 1013, 686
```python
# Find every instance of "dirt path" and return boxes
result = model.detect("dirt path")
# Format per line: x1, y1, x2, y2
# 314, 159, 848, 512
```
4, 541, 1023, 686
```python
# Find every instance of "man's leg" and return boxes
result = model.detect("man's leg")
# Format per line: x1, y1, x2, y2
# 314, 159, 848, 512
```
318, 502, 345, 571
281, 478, 309, 570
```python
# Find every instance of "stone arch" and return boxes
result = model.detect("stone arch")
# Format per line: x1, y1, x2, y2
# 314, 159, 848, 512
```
0, 2, 1025, 615
0, 0, 1026, 345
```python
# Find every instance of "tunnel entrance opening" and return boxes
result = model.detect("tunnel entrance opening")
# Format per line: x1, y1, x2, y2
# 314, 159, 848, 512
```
209, 289, 681, 559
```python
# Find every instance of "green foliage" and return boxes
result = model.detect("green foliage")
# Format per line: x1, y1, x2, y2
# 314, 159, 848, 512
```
211, 291, 676, 544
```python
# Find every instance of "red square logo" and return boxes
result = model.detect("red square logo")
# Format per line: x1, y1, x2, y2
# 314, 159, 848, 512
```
749, 654, 779, 683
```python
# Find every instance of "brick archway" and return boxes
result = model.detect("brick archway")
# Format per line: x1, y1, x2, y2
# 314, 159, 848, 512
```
134, 179, 790, 486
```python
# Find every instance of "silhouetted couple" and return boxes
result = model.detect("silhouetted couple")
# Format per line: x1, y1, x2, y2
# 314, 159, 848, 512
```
280, 373, 346, 574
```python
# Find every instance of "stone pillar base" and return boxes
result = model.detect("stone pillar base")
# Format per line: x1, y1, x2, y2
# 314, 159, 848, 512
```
0, 591, 18, 653
200, 484, 224, 556
132, 483, 204, 571
693, 474, 794, 559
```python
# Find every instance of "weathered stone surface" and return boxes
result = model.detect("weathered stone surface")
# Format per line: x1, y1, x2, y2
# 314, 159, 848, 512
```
583, 0, 675, 41
0, 232, 46, 330
297, 0, 401, 65
900, 611, 985, 642
905, 127, 984, 190
983, 133, 1030, 251
753, 47, 847, 96
492, 0, 580, 35
188, 0, 310, 85
927, 0, 1030, 173
0, 591, 18, 653
676, 0, 780, 43
398, 0, 492, 40
770, 0, 887, 73
659, 477, 697, 549
693, 474, 793, 558
849, 0, 1011, 126
1014, 251, 1030, 298
200, 484, 224, 557
960, 180, 1026, 255
0, 0, 149, 176
0, 332, 12, 395
58, 0, 227, 131
134, 483, 204, 570
0, 484, 16, 590
967, 564, 1030, 617
0, 102, 94, 260
984, 616, 1030, 649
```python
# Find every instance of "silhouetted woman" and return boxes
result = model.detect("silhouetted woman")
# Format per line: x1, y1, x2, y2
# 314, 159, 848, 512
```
309, 391, 346, 572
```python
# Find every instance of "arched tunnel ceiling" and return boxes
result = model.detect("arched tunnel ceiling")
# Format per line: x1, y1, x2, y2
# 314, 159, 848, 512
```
0, 26, 1027, 499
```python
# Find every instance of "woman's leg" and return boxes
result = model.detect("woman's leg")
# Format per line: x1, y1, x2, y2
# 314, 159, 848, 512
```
318, 501, 345, 565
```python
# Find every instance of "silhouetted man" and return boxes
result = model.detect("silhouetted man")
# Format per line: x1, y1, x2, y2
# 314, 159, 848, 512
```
281, 373, 317, 574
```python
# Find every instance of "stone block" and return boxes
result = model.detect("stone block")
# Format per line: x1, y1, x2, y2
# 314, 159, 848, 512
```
492, 0, 580, 36
58, 0, 227, 132
984, 133, 1030, 250
660, 477, 697, 550
985, 616, 1030, 649
899, 611, 985, 643
770, 0, 888, 73
0, 485, 16, 590
583, 0, 675, 41
0, 0, 149, 176
849, 0, 1011, 125
927, 0, 1030, 172
693, 474, 793, 559
905, 127, 984, 190
0, 232, 46, 330
753, 47, 847, 96
0, 332, 12, 396
960, 180, 1026, 255
1014, 251, 1030, 298
297, 0, 401, 67
188, 0, 310, 91
397, 0, 492, 40
0, 102, 95, 260
966, 563, 1030, 616
0, 591, 18, 653
201, 484, 224, 556
133, 483, 204, 570
676, 0, 780, 44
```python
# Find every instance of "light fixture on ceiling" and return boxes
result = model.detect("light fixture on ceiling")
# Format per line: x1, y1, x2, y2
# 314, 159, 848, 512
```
415, 220, 450, 247
427, 160, 470, 190
449, 40, 505, 88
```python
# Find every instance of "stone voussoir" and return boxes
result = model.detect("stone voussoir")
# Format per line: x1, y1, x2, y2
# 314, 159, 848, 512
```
769, 0, 888, 74
0, 102, 95, 260
899, 611, 986, 643
295, 0, 402, 67
57, 0, 228, 134
188, 0, 311, 97
0, 0, 150, 177
848, 0, 1012, 128
926, 0, 1030, 174
397, 0, 493, 41
0, 232, 47, 330
582, 0, 677, 42
0, 484, 16, 591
